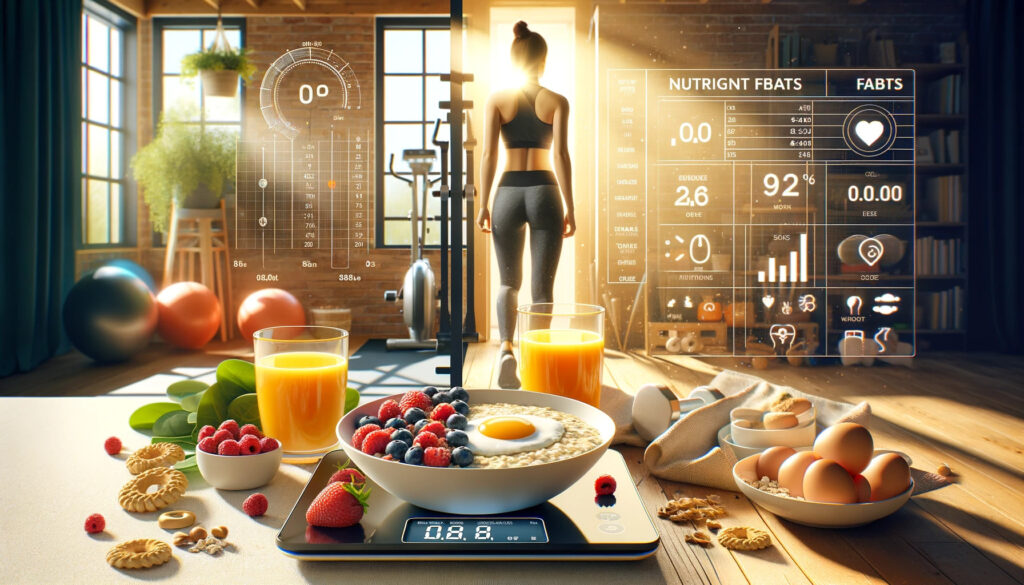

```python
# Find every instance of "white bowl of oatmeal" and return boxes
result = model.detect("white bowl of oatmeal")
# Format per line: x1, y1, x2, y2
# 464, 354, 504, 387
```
336, 389, 615, 514
732, 453, 914, 528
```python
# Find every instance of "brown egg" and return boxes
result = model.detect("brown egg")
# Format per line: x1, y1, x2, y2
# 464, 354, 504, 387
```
852, 474, 872, 503
763, 412, 799, 430
756, 446, 797, 481
861, 452, 911, 501
803, 459, 858, 503
813, 422, 874, 475
777, 451, 820, 498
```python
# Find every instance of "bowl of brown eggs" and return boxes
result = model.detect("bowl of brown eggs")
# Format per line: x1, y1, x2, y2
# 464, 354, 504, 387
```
732, 422, 914, 528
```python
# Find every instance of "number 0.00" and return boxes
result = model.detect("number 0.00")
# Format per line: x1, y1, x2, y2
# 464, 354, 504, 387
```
679, 122, 712, 144
847, 185, 903, 203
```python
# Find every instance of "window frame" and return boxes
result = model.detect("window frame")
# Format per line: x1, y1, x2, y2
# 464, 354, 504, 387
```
375, 16, 456, 249
79, 0, 137, 249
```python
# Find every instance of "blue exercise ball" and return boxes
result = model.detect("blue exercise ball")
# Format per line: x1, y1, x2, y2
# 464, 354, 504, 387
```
62, 266, 158, 362
104, 258, 157, 293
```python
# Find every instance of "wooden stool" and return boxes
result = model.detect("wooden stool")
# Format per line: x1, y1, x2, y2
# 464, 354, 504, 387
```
162, 200, 234, 340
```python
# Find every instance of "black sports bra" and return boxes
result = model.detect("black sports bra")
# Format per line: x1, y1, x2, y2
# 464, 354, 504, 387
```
500, 86, 553, 150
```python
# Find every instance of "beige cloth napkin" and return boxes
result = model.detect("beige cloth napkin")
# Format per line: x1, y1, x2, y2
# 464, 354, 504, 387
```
601, 369, 871, 491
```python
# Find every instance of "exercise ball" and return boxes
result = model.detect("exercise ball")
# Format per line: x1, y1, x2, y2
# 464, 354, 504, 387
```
104, 258, 157, 293
62, 266, 158, 362
156, 282, 222, 349
237, 288, 306, 340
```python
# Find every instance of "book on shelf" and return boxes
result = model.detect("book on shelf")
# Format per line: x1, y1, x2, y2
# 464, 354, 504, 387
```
920, 286, 964, 330
916, 137, 934, 163
925, 74, 963, 114
923, 176, 964, 221
916, 236, 965, 275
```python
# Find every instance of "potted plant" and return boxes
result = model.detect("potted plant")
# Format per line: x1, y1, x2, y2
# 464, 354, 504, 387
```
130, 106, 236, 233
180, 47, 256, 98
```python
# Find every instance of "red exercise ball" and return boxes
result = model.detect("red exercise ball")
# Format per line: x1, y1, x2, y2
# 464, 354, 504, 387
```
237, 288, 306, 340
156, 282, 222, 349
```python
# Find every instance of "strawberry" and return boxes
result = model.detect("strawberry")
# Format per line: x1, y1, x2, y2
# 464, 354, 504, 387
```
412, 432, 439, 449
398, 391, 432, 415
329, 467, 366, 485
103, 436, 122, 456
239, 424, 263, 439
351, 424, 381, 450
595, 474, 617, 496
377, 399, 401, 422
423, 446, 451, 467
430, 403, 456, 422
420, 421, 446, 438
197, 425, 216, 441
218, 419, 241, 439
360, 430, 391, 455
305, 481, 371, 528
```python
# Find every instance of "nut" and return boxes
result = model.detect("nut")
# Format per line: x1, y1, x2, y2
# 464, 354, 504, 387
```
937, 463, 952, 476
172, 532, 191, 547
189, 526, 208, 541
685, 531, 712, 546
706, 520, 722, 531
210, 525, 229, 539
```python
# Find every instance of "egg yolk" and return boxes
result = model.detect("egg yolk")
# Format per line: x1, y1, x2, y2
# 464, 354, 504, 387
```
478, 416, 536, 440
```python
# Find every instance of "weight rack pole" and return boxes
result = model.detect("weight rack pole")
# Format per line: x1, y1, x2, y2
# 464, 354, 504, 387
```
448, 0, 465, 387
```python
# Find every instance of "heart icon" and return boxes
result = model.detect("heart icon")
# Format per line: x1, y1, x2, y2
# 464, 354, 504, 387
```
858, 237, 885, 267
761, 294, 775, 309
854, 120, 885, 147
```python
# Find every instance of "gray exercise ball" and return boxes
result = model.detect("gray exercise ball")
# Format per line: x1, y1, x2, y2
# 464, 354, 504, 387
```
62, 266, 158, 362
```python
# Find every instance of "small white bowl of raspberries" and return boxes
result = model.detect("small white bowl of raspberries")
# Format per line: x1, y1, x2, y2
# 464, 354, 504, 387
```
196, 420, 282, 490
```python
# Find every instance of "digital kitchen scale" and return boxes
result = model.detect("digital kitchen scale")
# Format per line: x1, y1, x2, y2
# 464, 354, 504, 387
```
277, 449, 660, 561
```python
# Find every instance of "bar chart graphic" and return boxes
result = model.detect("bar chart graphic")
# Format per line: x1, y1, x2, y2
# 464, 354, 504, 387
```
757, 233, 809, 283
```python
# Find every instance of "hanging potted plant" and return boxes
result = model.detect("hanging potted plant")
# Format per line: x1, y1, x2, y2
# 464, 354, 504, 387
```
180, 20, 256, 98
130, 106, 236, 233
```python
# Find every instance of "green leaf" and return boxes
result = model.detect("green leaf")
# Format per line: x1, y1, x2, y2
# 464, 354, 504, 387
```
167, 380, 209, 402
129, 402, 182, 432
216, 359, 256, 397
227, 393, 260, 427
187, 411, 197, 425
181, 390, 205, 412
152, 435, 197, 451
153, 409, 192, 437
174, 455, 198, 473
345, 387, 360, 414
194, 381, 251, 439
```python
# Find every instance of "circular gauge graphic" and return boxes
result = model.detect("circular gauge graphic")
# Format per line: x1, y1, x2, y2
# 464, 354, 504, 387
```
259, 47, 361, 139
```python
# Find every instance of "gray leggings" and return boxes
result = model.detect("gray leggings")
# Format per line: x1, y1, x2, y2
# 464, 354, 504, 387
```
491, 172, 564, 343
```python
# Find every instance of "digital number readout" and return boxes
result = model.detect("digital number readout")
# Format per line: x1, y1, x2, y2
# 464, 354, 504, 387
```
401, 518, 548, 544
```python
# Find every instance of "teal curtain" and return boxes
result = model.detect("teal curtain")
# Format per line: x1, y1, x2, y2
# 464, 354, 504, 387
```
1, 0, 82, 375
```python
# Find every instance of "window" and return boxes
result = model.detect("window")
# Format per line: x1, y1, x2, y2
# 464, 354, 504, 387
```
153, 18, 244, 137
376, 18, 464, 247
81, 3, 134, 246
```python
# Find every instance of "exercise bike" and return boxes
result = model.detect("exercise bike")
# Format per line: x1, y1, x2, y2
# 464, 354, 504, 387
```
384, 149, 440, 350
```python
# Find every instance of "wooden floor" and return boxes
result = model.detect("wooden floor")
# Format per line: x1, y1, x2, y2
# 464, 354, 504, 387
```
2, 338, 1023, 584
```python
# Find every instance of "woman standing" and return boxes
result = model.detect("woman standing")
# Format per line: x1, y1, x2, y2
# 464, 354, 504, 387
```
476, 21, 575, 388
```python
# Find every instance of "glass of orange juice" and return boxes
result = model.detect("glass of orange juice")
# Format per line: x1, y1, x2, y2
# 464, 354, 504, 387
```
254, 326, 348, 462
517, 303, 605, 407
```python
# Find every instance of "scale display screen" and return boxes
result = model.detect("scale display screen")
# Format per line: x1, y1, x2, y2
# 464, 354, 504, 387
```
401, 518, 549, 544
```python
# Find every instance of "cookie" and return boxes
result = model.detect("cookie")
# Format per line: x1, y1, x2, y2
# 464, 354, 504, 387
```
126, 443, 186, 475
106, 539, 172, 569
119, 468, 188, 513
717, 526, 772, 551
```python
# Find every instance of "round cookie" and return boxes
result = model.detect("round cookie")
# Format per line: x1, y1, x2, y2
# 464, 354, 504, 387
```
718, 526, 772, 551
119, 468, 188, 513
106, 539, 172, 569
157, 510, 196, 530
126, 443, 185, 475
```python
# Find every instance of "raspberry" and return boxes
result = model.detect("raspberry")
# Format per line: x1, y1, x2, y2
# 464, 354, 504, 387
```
420, 421, 446, 438
239, 434, 261, 455
378, 399, 401, 422
431, 403, 456, 422
360, 430, 392, 455
197, 425, 216, 441
595, 474, 617, 496
84, 513, 105, 534
243, 493, 268, 517
329, 467, 366, 484
218, 419, 241, 439
423, 446, 451, 467
399, 391, 433, 415
218, 439, 240, 456
211, 429, 234, 447
239, 424, 263, 439
259, 437, 280, 453
103, 436, 122, 456
198, 437, 218, 453
351, 424, 381, 450
413, 431, 439, 449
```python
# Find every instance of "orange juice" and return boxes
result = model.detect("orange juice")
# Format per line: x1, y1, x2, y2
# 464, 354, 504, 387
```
255, 351, 348, 453
519, 329, 604, 407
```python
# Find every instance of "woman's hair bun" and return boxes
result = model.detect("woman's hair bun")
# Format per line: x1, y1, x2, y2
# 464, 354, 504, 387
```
513, 21, 530, 39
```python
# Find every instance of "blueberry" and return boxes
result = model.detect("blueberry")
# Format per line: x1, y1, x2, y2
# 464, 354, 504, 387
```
403, 407, 427, 424
386, 439, 409, 460
391, 428, 414, 444
384, 417, 407, 430
446, 429, 469, 447
404, 445, 424, 465
422, 386, 439, 398
434, 391, 453, 404
413, 419, 430, 435
451, 446, 474, 467
446, 413, 468, 430
450, 387, 469, 402
450, 400, 470, 416
357, 415, 382, 428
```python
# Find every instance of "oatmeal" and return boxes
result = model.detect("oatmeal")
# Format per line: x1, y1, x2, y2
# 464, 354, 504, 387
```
467, 403, 604, 469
